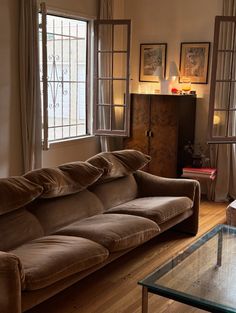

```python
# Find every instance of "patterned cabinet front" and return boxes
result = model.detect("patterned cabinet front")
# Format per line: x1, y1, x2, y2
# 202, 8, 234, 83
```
123, 94, 196, 178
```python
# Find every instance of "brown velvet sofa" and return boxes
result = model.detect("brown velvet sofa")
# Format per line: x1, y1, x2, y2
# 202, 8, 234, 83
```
0, 150, 200, 313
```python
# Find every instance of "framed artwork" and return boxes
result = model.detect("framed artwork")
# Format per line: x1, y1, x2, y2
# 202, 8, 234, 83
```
139, 43, 167, 82
179, 42, 210, 84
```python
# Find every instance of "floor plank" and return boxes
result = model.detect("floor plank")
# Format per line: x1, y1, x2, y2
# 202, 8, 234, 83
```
27, 201, 227, 313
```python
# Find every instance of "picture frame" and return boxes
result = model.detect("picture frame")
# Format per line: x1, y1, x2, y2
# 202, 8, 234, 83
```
139, 43, 167, 82
179, 42, 210, 84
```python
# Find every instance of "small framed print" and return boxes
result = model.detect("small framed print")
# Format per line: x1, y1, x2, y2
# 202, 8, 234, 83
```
179, 42, 210, 84
139, 43, 167, 82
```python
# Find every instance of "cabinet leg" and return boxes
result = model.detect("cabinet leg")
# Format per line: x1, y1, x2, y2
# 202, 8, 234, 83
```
142, 286, 148, 313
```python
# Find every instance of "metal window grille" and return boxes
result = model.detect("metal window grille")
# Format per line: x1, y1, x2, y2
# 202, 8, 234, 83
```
39, 11, 88, 148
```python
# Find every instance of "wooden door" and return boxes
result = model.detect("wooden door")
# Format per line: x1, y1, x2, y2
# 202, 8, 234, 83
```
149, 95, 178, 177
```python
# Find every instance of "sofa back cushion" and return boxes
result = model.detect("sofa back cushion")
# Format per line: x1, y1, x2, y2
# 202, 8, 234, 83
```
87, 149, 151, 184
87, 155, 112, 174
29, 189, 104, 234
0, 208, 44, 251
0, 177, 43, 216
24, 162, 103, 198
90, 175, 138, 210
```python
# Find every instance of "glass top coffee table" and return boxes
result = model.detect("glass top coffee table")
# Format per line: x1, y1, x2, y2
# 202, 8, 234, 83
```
139, 224, 236, 313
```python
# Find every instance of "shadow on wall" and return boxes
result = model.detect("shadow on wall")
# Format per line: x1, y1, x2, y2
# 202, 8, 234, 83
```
194, 94, 210, 152
42, 136, 101, 168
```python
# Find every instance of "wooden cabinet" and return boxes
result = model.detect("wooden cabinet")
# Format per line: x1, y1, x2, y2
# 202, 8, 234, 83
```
124, 94, 196, 178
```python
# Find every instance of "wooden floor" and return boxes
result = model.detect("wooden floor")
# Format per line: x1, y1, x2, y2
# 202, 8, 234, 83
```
27, 201, 227, 313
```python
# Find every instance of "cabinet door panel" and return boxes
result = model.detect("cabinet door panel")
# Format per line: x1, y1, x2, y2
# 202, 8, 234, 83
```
149, 96, 178, 178
123, 94, 196, 177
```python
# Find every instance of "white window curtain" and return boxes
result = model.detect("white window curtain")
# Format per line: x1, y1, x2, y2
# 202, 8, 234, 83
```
99, 0, 114, 19
98, 0, 114, 151
223, 0, 236, 15
212, 0, 236, 201
19, 0, 42, 173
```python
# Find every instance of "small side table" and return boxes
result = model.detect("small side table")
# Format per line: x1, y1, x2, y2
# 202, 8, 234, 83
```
226, 200, 236, 226
181, 168, 217, 199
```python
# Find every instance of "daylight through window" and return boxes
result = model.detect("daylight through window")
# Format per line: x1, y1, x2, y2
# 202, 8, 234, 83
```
39, 13, 88, 144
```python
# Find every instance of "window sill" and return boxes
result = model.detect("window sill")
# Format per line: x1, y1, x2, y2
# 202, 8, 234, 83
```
47, 135, 97, 149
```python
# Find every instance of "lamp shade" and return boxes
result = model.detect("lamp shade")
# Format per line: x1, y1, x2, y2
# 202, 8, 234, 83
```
154, 66, 164, 80
169, 61, 179, 79
213, 114, 221, 125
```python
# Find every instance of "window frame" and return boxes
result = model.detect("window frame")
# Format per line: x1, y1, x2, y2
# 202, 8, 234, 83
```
40, 3, 93, 149
93, 19, 131, 137
208, 15, 236, 143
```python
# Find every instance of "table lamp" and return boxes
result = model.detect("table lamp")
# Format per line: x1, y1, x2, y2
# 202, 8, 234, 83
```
154, 66, 164, 81
169, 61, 179, 81
154, 66, 169, 94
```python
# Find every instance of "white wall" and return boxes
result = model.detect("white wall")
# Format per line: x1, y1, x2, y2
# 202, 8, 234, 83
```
43, 0, 97, 18
124, 0, 222, 150
42, 136, 100, 167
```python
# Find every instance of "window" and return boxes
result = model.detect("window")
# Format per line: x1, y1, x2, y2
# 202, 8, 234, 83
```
39, 6, 90, 148
93, 20, 131, 136
208, 16, 236, 143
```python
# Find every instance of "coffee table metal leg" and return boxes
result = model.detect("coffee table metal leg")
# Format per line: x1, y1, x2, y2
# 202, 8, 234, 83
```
217, 229, 223, 267
142, 286, 148, 313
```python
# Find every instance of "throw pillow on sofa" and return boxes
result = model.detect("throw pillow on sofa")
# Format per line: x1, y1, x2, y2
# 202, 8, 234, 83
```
87, 149, 151, 183
24, 162, 104, 198
0, 177, 43, 215
87, 155, 112, 174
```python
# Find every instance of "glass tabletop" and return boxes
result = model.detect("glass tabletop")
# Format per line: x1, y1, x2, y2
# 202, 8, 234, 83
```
139, 224, 236, 313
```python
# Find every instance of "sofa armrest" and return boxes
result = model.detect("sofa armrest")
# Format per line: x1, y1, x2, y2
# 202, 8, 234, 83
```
0, 251, 23, 313
134, 170, 199, 199
134, 171, 200, 235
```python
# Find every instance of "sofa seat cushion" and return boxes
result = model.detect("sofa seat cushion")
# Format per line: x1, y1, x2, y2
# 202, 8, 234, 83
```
10, 235, 109, 291
54, 214, 160, 252
106, 197, 193, 224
